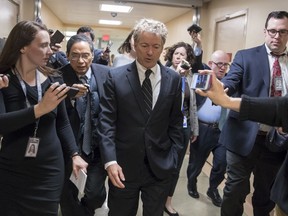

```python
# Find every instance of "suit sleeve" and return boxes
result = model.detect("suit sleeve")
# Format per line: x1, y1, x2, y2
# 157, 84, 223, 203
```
169, 76, 185, 155
221, 51, 244, 96
98, 71, 117, 164
239, 95, 288, 132
56, 99, 79, 157
191, 52, 204, 74
0, 89, 37, 134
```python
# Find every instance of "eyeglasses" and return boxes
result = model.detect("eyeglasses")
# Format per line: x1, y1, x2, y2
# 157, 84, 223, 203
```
70, 53, 92, 61
266, 29, 288, 37
212, 61, 230, 68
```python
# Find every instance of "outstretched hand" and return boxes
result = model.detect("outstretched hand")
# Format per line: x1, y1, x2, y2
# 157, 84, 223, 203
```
0, 74, 9, 89
195, 70, 229, 106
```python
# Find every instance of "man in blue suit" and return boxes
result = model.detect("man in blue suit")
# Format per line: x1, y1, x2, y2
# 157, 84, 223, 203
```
220, 11, 288, 216
98, 18, 183, 216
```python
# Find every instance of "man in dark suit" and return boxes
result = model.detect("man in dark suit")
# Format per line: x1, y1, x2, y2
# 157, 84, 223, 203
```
219, 11, 288, 216
98, 18, 183, 216
59, 34, 108, 216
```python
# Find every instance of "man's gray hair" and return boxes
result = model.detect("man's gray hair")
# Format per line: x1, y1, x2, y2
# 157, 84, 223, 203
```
133, 18, 168, 45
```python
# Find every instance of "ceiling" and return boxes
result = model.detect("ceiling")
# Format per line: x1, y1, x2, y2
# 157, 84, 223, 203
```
42, 0, 210, 30
42, 0, 211, 50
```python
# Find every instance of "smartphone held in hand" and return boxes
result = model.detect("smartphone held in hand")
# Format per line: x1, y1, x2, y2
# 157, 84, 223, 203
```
66, 86, 79, 98
50, 30, 65, 46
191, 73, 211, 90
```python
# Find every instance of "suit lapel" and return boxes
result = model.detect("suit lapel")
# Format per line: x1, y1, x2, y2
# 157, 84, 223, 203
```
257, 44, 270, 89
126, 63, 173, 121
152, 64, 170, 115
91, 64, 104, 96
126, 62, 149, 119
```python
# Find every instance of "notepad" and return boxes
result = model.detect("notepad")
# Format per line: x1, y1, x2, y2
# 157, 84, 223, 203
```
70, 169, 87, 194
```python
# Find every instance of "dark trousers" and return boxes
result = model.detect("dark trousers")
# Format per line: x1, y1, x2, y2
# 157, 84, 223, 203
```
107, 162, 171, 216
60, 148, 107, 216
221, 135, 286, 216
271, 152, 288, 215
167, 126, 191, 196
0, 198, 58, 216
187, 122, 226, 190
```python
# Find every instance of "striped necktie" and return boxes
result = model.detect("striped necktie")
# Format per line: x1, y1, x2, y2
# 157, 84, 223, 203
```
80, 75, 92, 155
142, 69, 153, 116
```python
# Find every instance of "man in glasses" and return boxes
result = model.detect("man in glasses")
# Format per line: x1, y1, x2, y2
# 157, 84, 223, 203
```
187, 50, 230, 207
59, 34, 109, 216
219, 11, 288, 216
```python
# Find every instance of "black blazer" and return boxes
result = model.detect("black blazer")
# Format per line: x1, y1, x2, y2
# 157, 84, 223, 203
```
99, 61, 183, 181
239, 95, 288, 214
60, 63, 109, 144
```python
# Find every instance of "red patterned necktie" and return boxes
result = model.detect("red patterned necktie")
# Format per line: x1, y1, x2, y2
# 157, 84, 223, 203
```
270, 54, 282, 97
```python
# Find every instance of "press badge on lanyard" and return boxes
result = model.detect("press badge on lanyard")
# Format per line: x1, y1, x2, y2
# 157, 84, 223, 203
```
183, 116, 188, 128
181, 77, 187, 128
274, 76, 283, 91
15, 68, 42, 158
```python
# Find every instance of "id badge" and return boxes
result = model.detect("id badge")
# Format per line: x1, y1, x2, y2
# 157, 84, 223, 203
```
275, 76, 283, 91
25, 137, 40, 157
183, 116, 188, 128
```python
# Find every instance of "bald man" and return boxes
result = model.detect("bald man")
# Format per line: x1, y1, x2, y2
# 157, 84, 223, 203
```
187, 50, 230, 207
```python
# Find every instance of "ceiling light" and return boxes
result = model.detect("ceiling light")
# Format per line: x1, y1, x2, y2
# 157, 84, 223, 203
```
100, 4, 133, 13
65, 31, 76, 37
99, 20, 122, 25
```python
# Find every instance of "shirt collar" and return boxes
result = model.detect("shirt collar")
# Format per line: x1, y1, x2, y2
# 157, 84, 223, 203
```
265, 44, 287, 56
135, 60, 157, 75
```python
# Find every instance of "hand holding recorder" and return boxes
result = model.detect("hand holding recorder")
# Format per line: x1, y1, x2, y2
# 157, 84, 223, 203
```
0, 74, 10, 89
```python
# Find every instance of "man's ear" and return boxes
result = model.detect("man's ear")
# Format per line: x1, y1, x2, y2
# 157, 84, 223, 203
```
208, 60, 213, 67
20, 47, 26, 54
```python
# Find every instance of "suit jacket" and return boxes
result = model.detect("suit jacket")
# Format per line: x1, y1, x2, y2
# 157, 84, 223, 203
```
48, 51, 69, 69
239, 95, 288, 214
220, 44, 271, 156
60, 63, 109, 148
99, 61, 183, 181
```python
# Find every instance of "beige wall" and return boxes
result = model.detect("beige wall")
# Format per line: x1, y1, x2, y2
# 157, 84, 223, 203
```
20, 0, 34, 21
0, 0, 63, 36
201, 0, 288, 62
165, 10, 194, 48
41, 2, 64, 32
164, 0, 288, 63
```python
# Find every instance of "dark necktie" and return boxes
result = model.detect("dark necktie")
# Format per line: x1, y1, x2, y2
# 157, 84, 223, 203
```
80, 75, 92, 155
142, 69, 153, 116
270, 54, 283, 97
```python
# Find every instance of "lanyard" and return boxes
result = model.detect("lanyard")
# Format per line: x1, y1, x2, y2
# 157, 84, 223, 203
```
14, 68, 42, 137
181, 76, 186, 112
